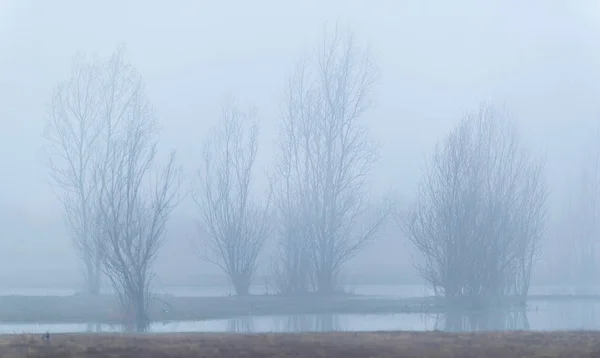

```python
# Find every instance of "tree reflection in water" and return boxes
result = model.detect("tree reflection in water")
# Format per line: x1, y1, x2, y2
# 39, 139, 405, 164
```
226, 316, 254, 333
123, 322, 151, 333
436, 308, 530, 332
85, 323, 102, 333
227, 314, 341, 333
277, 314, 339, 332
273, 315, 310, 332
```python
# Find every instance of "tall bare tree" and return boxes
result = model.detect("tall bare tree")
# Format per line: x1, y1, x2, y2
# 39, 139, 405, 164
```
193, 98, 271, 296
44, 53, 104, 295
272, 25, 392, 294
400, 105, 547, 309
92, 48, 181, 329
46, 45, 180, 327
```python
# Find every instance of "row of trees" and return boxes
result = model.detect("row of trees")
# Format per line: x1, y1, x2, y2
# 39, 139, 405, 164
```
44, 27, 392, 326
194, 28, 394, 295
45, 25, 557, 322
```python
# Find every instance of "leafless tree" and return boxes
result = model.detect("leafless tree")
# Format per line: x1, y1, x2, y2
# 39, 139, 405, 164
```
400, 105, 547, 309
88, 47, 181, 329
44, 53, 105, 295
272, 25, 393, 294
193, 98, 271, 296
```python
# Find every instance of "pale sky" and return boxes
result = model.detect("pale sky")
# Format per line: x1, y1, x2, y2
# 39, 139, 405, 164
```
0, 0, 599, 286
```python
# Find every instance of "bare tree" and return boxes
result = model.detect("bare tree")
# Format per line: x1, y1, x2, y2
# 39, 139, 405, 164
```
46, 46, 180, 321
400, 105, 547, 309
193, 98, 271, 296
83, 47, 181, 329
272, 25, 392, 294
44, 53, 105, 295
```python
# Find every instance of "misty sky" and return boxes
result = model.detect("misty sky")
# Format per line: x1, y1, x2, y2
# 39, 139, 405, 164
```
1, 0, 599, 286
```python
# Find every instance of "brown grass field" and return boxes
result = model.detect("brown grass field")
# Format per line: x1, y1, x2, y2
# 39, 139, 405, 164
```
2, 331, 600, 358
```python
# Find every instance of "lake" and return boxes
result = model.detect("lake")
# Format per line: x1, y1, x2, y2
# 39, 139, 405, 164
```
4, 300, 600, 334
2, 284, 600, 334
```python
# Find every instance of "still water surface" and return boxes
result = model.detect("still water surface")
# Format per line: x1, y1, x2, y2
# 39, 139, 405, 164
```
2, 284, 600, 334
4, 301, 600, 334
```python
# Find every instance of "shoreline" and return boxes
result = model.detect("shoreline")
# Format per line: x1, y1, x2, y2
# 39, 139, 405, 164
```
0, 293, 597, 324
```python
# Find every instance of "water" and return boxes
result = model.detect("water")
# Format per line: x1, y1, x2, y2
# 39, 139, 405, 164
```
3, 284, 600, 334
5, 301, 600, 334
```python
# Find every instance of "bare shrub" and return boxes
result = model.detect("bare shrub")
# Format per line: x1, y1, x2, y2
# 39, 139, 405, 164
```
400, 105, 547, 309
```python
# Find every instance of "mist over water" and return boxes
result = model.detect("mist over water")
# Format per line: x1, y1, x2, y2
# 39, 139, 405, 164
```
1, 0, 600, 335
4, 299, 600, 334
0, 284, 597, 333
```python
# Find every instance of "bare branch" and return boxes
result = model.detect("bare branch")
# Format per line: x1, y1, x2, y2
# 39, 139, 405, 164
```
47, 45, 183, 329
271, 25, 389, 294
400, 104, 548, 309
44, 51, 104, 295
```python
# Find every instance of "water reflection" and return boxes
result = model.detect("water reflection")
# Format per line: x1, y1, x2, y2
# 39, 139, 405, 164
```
84, 322, 150, 333
225, 314, 341, 333
436, 308, 530, 332
270, 313, 340, 332
534, 300, 600, 330
227, 316, 254, 333
5, 300, 600, 333
85, 323, 102, 333
160, 313, 426, 333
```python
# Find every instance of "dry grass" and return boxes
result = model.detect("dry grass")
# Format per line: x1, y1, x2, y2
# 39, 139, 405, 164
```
1, 331, 600, 358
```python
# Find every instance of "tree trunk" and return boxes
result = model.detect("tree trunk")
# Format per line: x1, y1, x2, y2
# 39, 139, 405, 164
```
232, 273, 251, 296
84, 256, 101, 295
90, 260, 102, 295
128, 287, 149, 332
317, 270, 335, 295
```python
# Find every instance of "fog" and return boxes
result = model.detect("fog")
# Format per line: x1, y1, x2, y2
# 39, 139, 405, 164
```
1, 0, 599, 291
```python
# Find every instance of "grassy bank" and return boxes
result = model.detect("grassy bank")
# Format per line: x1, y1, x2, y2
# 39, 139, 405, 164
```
0, 294, 441, 323
3, 331, 599, 358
